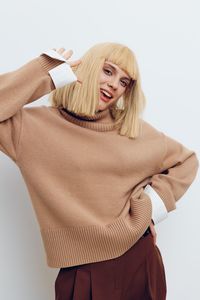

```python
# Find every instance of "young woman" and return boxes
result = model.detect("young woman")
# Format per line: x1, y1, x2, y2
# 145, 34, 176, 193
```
0, 42, 199, 300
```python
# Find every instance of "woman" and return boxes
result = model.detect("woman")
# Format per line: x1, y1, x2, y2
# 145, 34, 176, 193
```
0, 42, 198, 299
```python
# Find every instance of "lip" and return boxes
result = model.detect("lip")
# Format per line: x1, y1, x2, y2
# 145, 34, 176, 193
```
100, 91, 111, 103
100, 88, 114, 98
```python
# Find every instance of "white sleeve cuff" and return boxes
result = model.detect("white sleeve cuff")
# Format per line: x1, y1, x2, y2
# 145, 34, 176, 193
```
41, 49, 77, 88
144, 184, 168, 225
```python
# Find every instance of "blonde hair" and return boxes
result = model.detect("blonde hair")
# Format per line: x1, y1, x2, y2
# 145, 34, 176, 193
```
49, 42, 146, 139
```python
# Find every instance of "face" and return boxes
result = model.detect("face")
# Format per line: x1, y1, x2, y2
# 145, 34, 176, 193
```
97, 61, 131, 111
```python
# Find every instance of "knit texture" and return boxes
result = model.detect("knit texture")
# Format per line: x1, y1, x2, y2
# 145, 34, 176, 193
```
0, 54, 199, 268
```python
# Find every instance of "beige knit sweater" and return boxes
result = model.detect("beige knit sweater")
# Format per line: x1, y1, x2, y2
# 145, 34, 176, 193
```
0, 53, 199, 268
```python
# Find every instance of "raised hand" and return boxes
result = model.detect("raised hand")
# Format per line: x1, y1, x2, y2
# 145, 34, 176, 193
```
53, 47, 82, 83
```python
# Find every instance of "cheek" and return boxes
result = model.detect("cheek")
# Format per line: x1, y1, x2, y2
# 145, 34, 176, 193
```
118, 87, 126, 98
99, 72, 108, 84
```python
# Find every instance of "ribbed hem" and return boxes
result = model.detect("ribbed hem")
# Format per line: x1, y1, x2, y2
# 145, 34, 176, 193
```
40, 195, 152, 268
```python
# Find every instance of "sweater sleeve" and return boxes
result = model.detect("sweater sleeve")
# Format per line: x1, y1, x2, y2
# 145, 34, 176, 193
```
0, 51, 77, 161
147, 133, 199, 215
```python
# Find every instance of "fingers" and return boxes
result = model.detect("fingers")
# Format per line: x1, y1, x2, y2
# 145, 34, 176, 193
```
53, 47, 82, 83
54, 48, 82, 65
68, 59, 82, 67
54, 47, 82, 66
149, 221, 157, 245
56, 47, 73, 60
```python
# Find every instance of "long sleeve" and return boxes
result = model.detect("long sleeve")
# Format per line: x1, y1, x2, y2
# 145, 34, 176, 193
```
146, 133, 199, 216
0, 50, 77, 161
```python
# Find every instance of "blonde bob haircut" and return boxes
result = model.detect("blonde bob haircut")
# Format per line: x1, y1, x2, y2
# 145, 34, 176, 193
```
49, 42, 146, 139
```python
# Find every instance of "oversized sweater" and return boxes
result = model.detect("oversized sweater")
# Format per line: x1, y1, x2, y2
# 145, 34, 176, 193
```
0, 51, 199, 268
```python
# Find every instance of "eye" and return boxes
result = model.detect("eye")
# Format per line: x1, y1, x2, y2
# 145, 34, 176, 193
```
120, 81, 128, 87
103, 68, 112, 76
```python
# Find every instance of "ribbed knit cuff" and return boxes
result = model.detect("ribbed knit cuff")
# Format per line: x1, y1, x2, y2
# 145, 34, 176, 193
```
38, 54, 63, 73
38, 50, 77, 88
144, 184, 168, 225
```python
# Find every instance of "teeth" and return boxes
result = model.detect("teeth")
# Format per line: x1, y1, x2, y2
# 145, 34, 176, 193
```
102, 90, 112, 98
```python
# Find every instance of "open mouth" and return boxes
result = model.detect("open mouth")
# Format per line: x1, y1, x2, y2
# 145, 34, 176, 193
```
100, 89, 113, 102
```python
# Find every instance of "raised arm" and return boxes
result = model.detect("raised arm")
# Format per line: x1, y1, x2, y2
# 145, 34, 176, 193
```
0, 48, 79, 122
0, 48, 80, 161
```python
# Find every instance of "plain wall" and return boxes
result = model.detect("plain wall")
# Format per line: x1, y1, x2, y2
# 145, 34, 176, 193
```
0, 0, 199, 299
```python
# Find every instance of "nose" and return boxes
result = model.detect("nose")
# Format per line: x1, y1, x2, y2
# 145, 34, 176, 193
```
107, 78, 118, 90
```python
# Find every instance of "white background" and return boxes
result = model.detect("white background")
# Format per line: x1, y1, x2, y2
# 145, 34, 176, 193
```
0, 0, 199, 299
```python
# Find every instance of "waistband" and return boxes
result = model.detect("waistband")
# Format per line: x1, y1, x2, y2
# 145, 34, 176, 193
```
141, 226, 151, 238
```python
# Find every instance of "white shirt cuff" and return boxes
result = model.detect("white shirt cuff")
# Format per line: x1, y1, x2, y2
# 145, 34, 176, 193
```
144, 184, 168, 225
41, 49, 77, 88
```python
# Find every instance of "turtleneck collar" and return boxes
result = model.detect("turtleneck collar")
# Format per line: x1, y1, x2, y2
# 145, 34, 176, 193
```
58, 107, 119, 132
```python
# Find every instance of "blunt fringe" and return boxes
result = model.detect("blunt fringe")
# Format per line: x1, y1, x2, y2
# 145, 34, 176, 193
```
49, 42, 146, 139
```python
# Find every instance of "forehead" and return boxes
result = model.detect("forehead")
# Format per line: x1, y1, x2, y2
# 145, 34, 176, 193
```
104, 60, 131, 79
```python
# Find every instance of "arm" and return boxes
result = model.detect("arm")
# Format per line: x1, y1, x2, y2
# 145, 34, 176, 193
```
145, 133, 199, 224
0, 50, 77, 122
0, 48, 78, 161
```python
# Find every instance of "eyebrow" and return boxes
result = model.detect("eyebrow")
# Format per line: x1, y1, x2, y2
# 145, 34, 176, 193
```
104, 63, 131, 82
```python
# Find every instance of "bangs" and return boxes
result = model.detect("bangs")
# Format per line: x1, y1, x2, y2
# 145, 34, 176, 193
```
96, 43, 137, 80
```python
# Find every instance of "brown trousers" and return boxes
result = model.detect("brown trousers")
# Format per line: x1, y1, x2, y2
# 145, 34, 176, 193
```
55, 229, 167, 300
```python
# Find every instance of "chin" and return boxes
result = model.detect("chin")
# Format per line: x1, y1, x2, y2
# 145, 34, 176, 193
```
98, 99, 112, 111
98, 106, 109, 112
97, 103, 106, 111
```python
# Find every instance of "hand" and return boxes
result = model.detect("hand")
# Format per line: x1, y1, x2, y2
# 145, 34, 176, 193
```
53, 47, 82, 83
149, 219, 157, 245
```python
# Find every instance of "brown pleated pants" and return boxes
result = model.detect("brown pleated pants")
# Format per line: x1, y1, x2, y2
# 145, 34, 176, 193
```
55, 228, 167, 300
